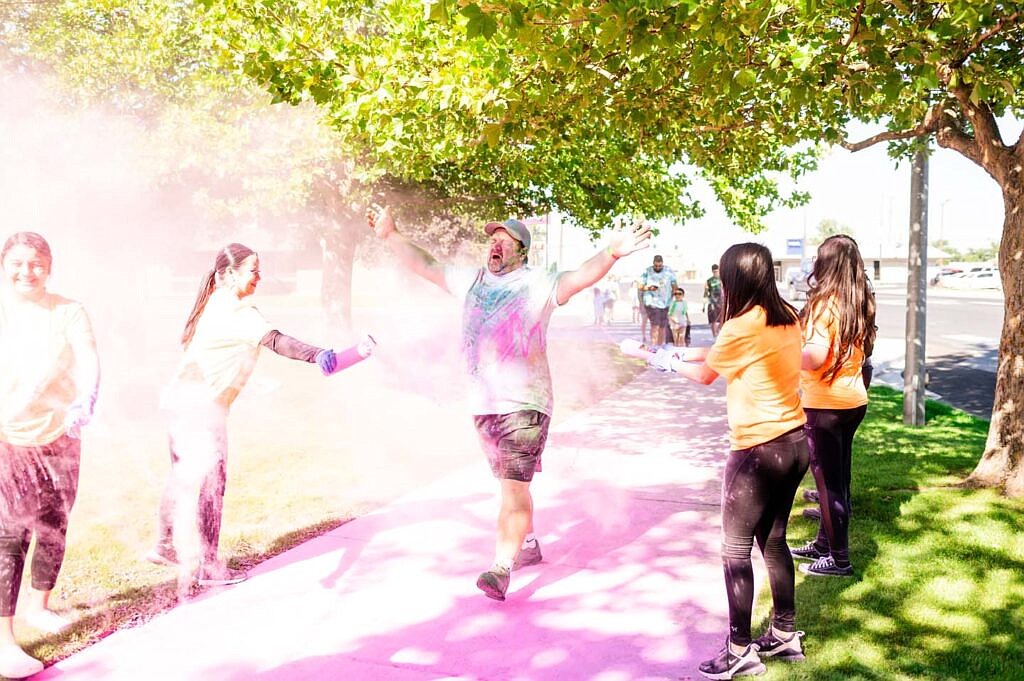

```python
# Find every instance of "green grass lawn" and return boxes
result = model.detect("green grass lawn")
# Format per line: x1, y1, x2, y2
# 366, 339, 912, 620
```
764, 387, 1024, 680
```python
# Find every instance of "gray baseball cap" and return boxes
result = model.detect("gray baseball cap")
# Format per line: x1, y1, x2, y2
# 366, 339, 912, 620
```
484, 218, 531, 250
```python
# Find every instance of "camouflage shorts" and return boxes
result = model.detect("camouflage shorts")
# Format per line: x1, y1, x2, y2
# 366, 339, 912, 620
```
473, 410, 551, 482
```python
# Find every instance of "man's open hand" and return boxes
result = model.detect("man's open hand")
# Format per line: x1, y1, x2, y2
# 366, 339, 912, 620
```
607, 221, 653, 259
366, 204, 396, 240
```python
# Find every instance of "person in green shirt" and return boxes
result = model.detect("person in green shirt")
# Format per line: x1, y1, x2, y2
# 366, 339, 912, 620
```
668, 288, 691, 346
703, 264, 724, 338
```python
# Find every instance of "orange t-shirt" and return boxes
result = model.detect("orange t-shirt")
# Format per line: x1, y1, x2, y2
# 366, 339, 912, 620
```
706, 306, 805, 450
800, 299, 868, 410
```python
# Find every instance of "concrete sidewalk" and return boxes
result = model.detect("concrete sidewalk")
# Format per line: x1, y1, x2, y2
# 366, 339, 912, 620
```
39, 356, 740, 681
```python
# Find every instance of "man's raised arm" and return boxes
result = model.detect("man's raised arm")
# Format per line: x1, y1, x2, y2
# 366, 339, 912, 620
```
366, 205, 449, 291
556, 222, 652, 305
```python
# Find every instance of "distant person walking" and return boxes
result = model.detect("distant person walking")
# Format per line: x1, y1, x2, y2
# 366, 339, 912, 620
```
367, 206, 650, 602
791, 235, 876, 578
668, 288, 691, 347
640, 255, 676, 347
634, 277, 648, 341
703, 264, 724, 338
603, 284, 616, 324
592, 286, 606, 326
149, 243, 374, 589
0, 232, 100, 679
645, 243, 809, 679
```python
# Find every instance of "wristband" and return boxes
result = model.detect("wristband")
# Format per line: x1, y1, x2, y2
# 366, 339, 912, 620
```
606, 246, 620, 260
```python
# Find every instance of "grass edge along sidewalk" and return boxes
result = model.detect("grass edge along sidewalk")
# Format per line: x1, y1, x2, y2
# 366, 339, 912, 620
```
18, 339, 643, 672
762, 386, 1023, 681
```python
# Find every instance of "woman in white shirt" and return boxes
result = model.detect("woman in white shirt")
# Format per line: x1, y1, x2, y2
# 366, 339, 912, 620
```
148, 243, 373, 589
0, 232, 100, 679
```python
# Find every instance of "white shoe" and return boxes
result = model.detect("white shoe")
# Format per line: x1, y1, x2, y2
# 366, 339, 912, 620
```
23, 608, 73, 634
0, 644, 44, 678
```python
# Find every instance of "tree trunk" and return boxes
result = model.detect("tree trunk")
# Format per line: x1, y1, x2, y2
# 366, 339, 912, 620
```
966, 180, 1024, 496
319, 215, 360, 339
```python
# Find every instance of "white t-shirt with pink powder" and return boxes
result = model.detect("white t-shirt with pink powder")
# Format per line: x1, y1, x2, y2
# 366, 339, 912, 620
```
444, 265, 562, 416
166, 287, 272, 409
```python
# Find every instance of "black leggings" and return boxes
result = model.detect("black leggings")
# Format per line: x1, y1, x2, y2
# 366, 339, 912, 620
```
720, 427, 809, 645
805, 405, 867, 567
0, 436, 81, 616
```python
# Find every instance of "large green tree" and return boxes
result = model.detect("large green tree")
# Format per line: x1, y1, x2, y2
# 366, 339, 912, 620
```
204, 0, 1024, 494
1, 0, 510, 333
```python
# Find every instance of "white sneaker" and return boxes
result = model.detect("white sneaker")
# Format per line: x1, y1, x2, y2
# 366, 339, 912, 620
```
23, 608, 73, 634
195, 566, 248, 587
0, 644, 44, 678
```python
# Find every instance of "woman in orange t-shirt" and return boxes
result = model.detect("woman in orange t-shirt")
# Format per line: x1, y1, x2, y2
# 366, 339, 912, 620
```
646, 243, 809, 679
791, 235, 876, 578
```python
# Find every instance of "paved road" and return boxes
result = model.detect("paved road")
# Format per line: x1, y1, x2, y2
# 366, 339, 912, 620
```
870, 284, 1000, 419
677, 281, 1002, 420
873, 284, 1002, 372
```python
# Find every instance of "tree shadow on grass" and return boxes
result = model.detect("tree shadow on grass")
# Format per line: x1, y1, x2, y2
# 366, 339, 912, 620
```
774, 387, 1023, 680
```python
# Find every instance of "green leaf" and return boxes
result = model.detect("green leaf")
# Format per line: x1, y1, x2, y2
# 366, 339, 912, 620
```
482, 123, 502, 148
426, 0, 450, 24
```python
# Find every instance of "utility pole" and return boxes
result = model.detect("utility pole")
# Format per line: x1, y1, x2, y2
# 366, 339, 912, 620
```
904, 148, 928, 426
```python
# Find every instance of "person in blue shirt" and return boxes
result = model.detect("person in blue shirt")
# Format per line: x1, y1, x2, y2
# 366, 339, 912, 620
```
640, 255, 677, 347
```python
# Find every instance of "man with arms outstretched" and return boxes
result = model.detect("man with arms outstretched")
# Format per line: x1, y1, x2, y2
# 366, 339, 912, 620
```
367, 207, 650, 601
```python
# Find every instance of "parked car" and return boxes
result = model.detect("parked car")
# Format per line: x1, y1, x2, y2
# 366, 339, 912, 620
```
947, 269, 1001, 290
930, 266, 963, 286
936, 265, 998, 287
785, 264, 813, 300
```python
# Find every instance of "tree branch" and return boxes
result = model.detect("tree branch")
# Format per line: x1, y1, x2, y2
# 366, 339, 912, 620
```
840, 105, 942, 152
684, 119, 759, 134
948, 81, 1006, 152
951, 11, 1022, 68
836, 0, 866, 68
934, 109, 987, 169
934, 91, 1011, 182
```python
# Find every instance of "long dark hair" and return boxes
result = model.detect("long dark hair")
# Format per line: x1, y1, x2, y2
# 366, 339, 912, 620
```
800, 234, 876, 384
718, 242, 799, 328
181, 243, 256, 347
2, 231, 52, 270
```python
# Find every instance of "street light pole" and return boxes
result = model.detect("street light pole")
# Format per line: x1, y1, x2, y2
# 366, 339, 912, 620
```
904, 148, 929, 426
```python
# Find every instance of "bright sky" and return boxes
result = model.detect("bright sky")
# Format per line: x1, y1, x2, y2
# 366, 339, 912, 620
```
642, 120, 1012, 270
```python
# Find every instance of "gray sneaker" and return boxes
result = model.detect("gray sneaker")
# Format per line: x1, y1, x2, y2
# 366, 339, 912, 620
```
512, 540, 542, 570
752, 628, 806, 661
476, 566, 511, 601
698, 639, 766, 679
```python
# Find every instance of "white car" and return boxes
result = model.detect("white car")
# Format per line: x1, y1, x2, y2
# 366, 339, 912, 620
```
945, 268, 1001, 290
930, 267, 963, 286
785, 265, 813, 300
960, 270, 1002, 290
